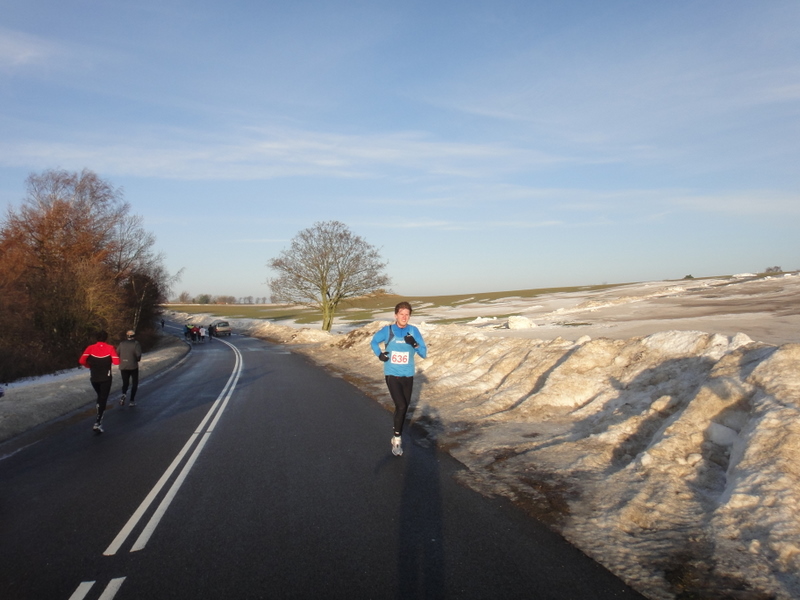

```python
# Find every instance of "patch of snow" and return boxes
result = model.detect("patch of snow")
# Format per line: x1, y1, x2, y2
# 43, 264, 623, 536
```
469, 316, 496, 324
3, 367, 85, 390
507, 315, 535, 329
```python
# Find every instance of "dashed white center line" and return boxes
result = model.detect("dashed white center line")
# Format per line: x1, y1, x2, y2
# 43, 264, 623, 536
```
97, 577, 126, 599
68, 580, 95, 600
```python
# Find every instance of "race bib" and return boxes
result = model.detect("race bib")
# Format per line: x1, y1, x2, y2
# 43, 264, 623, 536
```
390, 351, 410, 365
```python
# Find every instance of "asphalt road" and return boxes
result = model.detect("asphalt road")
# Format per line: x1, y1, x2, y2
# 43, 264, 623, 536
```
0, 326, 645, 599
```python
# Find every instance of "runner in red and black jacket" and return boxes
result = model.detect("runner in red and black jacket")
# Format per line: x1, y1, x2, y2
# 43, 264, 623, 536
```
79, 330, 120, 433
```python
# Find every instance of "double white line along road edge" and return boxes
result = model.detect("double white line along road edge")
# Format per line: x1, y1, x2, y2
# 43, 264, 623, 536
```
69, 338, 244, 600
105, 337, 243, 555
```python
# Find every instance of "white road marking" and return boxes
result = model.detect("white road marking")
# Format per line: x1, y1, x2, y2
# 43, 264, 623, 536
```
97, 577, 126, 599
130, 429, 214, 551
68, 581, 94, 600
103, 338, 243, 556
0, 439, 42, 462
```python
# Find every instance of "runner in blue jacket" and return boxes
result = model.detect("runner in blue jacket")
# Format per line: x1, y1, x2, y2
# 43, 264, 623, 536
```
370, 301, 427, 456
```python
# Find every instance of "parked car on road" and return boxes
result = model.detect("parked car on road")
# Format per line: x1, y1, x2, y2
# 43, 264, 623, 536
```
211, 320, 231, 336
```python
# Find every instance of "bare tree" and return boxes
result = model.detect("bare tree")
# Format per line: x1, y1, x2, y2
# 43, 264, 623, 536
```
0, 168, 170, 381
267, 221, 390, 331
107, 213, 176, 330
1, 170, 127, 349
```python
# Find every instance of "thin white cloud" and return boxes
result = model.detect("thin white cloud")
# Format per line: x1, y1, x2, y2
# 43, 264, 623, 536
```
225, 238, 288, 244
359, 184, 800, 228
0, 126, 570, 181
363, 219, 466, 230
412, 9, 800, 163
357, 217, 563, 232
0, 28, 59, 69
670, 191, 800, 216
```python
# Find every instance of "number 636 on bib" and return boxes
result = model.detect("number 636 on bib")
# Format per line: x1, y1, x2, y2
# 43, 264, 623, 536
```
390, 351, 410, 364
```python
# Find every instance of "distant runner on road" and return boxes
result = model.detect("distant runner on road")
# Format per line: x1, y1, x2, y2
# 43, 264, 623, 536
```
117, 329, 142, 406
371, 302, 427, 456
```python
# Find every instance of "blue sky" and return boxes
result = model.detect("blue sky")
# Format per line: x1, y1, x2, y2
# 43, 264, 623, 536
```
1, 0, 798, 299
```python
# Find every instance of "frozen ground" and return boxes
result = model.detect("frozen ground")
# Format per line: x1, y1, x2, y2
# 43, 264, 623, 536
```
3, 274, 799, 599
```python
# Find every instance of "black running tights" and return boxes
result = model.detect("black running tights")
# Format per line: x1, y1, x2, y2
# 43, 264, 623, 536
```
121, 369, 139, 402
385, 375, 414, 436
91, 379, 112, 422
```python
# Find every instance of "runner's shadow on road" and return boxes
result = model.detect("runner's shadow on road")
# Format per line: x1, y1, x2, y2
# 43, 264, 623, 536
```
373, 420, 446, 597
370, 372, 446, 597
395, 425, 446, 599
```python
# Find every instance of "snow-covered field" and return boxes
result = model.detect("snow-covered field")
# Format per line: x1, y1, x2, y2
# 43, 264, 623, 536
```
4, 274, 799, 599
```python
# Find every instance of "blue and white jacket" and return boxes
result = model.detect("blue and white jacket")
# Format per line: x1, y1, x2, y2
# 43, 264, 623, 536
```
370, 323, 427, 377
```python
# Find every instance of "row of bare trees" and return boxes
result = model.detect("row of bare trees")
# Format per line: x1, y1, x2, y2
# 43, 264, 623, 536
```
171, 294, 270, 304
0, 169, 172, 382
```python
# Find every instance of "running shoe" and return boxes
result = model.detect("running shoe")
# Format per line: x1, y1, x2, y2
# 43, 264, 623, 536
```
129, 401, 136, 406
93, 422, 104, 433
391, 435, 403, 456
119, 393, 126, 406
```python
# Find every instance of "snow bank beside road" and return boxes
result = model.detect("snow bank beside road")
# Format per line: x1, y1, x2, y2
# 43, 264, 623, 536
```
151, 277, 800, 599
244, 320, 800, 600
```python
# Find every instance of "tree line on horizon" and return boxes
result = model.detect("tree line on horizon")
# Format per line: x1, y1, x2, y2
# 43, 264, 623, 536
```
0, 169, 172, 383
169, 293, 271, 305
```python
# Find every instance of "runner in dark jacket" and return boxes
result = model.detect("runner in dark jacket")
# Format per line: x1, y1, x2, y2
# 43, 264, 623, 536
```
79, 330, 120, 433
117, 329, 142, 406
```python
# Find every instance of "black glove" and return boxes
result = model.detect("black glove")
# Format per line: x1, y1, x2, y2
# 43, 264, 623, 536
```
378, 352, 389, 362
404, 334, 418, 348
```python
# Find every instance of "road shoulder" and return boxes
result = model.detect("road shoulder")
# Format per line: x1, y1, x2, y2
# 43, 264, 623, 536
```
0, 335, 189, 445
